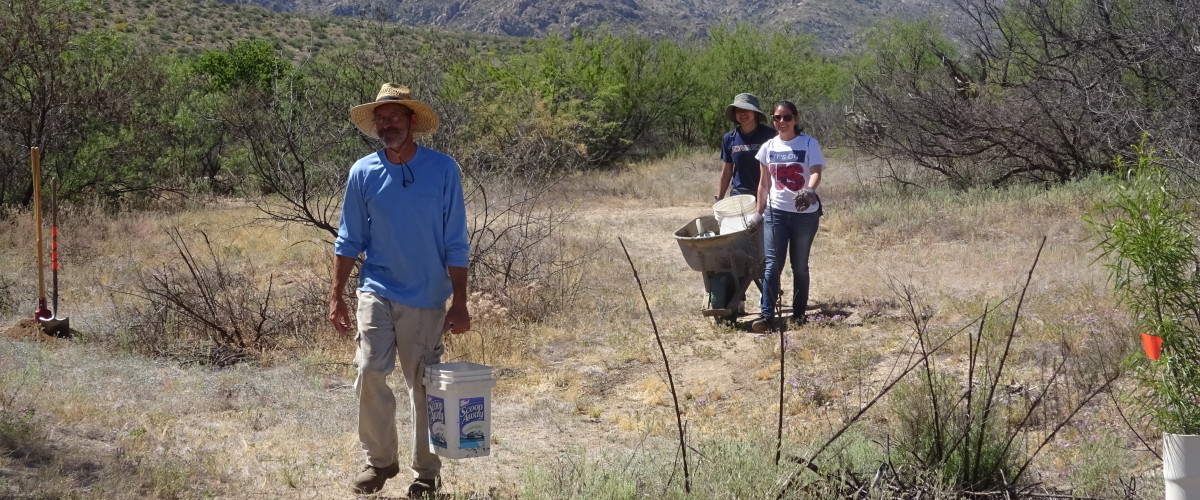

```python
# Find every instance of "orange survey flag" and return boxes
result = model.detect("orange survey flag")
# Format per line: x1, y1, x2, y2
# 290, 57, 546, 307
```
1142, 332, 1163, 361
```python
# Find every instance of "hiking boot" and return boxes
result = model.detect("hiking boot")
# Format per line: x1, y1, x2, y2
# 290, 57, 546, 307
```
408, 476, 441, 498
350, 463, 400, 494
751, 317, 772, 333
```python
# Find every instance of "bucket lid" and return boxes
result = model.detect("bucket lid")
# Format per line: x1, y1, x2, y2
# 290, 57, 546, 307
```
425, 362, 493, 378
426, 378, 497, 391
426, 372, 495, 383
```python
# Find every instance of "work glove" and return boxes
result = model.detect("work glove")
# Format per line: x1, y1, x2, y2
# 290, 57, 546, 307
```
794, 188, 818, 212
747, 212, 763, 227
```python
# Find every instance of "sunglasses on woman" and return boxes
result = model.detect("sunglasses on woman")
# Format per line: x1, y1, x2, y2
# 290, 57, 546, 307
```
772, 114, 795, 122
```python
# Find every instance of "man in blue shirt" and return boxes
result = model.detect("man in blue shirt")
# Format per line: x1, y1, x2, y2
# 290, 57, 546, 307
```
329, 83, 471, 498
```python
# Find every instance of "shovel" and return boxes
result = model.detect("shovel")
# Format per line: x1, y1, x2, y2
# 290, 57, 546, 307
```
47, 176, 69, 336
31, 147, 69, 336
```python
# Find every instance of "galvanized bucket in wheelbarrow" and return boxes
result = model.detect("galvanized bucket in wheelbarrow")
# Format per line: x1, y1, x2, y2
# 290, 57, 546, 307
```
674, 215, 764, 324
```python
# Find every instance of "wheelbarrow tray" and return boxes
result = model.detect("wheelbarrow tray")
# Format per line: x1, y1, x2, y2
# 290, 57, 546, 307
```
674, 215, 764, 318
674, 215, 763, 273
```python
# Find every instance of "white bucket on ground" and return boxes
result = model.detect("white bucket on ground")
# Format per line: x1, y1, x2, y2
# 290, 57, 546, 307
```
1165, 433, 1200, 499
713, 195, 756, 234
424, 362, 496, 459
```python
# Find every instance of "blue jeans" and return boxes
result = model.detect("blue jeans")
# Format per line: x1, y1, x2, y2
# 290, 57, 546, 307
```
760, 208, 820, 320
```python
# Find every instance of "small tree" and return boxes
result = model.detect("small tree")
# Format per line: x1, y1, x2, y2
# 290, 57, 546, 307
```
0, 0, 181, 207
851, 0, 1200, 187
1091, 139, 1200, 434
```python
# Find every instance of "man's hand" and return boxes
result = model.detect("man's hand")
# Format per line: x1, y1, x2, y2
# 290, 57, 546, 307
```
329, 295, 353, 337
443, 302, 471, 334
747, 212, 763, 227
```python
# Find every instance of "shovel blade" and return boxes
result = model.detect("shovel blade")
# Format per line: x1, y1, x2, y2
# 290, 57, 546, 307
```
38, 317, 71, 338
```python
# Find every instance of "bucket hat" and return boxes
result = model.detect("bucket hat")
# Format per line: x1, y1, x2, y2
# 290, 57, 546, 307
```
350, 83, 440, 140
724, 93, 765, 124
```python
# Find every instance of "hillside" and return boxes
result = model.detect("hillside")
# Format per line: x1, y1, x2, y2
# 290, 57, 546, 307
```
92, 0, 528, 59
215, 0, 969, 52
84, 0, 967, 60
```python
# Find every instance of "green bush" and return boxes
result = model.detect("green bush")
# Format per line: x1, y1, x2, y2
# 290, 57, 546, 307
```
193, 39, 292, 92
1090, 138, 1200, 434
890, 368, 1021, 491
445, 25, 850, 171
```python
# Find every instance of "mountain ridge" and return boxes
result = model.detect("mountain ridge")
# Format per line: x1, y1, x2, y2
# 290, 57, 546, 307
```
215, 0, 967, 52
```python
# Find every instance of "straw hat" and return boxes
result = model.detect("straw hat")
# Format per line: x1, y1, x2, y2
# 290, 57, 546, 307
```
724, 93, 765, 123
349, 83, 440, 139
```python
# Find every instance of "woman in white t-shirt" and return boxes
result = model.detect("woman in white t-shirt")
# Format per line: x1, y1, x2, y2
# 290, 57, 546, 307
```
751, 101, 825, 332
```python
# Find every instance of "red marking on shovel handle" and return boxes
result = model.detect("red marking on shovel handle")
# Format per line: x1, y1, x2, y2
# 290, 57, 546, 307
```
51, 226, 58, 271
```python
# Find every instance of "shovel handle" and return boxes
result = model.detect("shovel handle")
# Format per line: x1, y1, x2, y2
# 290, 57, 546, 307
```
32, 147, 46, 302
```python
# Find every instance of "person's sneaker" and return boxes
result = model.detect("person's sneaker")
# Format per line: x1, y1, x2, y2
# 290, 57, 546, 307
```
350, 463, 400, 494
789, 315, 808, 328
408, 476, 441, 498
751, 317, 771, 333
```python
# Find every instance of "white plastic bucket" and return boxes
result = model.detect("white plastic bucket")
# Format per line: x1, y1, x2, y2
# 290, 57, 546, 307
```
713, 195, 755, 234
424, 362, 496, 459
1165, 433, 1200, 499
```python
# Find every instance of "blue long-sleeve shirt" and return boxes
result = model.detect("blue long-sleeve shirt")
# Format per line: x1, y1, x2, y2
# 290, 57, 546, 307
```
334, 147, 470, 308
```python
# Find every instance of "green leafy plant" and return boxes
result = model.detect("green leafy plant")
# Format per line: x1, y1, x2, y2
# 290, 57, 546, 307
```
1090, 137, 1200, 434
193, 39, 292, 92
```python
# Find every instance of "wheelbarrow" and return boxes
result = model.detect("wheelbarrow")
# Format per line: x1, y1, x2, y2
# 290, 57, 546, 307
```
674, 215, 764, 324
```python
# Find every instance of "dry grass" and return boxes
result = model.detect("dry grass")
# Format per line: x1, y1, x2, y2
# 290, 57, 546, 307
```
0, 150, 1161, 498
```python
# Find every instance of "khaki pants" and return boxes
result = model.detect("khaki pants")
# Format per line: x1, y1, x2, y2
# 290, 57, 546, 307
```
354, 290, 445, 480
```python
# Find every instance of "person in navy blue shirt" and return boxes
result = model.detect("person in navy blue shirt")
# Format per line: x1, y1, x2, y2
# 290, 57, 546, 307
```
716, 93, 777, 202
330, 83, 470, 498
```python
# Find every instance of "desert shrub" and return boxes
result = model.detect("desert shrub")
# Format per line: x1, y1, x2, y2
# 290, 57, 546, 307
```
1090, 139, 1200, 434
445, 30, 698, 170
891, 368, 1021, 491
694, 24, 852, 147
117, 228, 321, 365
768, 269, 1126, 498
193, 39, 293, 92
462, 166, 593, 323
1059, 428, 1136, 498
882, 278, 1125, 494
851, 0, 1200, 187
446, 25, 851, 172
